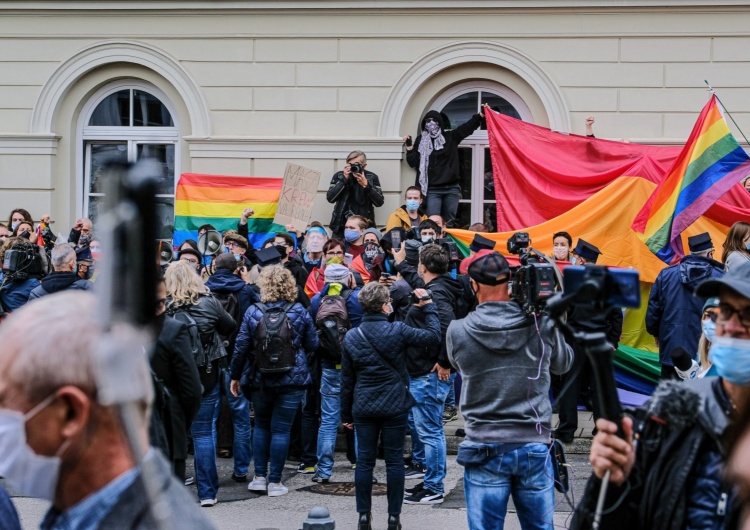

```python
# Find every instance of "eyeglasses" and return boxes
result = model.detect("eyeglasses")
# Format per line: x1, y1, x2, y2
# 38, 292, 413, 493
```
225, 241, 240, 249
326, 251, 344, 256
274, 242, 288, 247
717, 303, 750, 327
181, 257, 199, 265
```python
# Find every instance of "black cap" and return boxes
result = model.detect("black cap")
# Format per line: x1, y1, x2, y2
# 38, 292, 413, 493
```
256, 246, 282, 267
695, 260, 750, 300
404, 239, 422, 267
573, 239, 601, 262
470, 233, 496, 253
688, 232, 713, 252
467, 251, 511, 286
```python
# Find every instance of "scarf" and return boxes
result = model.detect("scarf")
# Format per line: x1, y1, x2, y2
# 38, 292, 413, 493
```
417, 120, 445, 195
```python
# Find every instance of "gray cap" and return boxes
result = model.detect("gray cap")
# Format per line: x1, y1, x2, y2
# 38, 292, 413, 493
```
695, 260, 750, 300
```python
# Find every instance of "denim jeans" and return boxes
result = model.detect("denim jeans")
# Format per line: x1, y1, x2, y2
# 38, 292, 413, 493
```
316, 368, 344, 478
425, 185, 461, 228
222, 370, 252, 477
463, 442, 555, 530
252, 389, 305, 483
354, 412, 408, 515
300, 384, 320, 467
407, 411, 424, 466
409, 372, 451, 494
445, 372, 457, 408
191, 382, 220, 501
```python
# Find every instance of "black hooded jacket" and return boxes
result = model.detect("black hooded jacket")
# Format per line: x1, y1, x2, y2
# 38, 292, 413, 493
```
406, 110, 482, 189
28, 271, 91, 300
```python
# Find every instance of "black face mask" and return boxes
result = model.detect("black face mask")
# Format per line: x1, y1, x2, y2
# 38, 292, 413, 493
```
154, 312, 167, 335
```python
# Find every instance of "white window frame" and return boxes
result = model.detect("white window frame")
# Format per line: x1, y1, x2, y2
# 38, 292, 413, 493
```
77, 80, 180, 222
432, 81, 531, 225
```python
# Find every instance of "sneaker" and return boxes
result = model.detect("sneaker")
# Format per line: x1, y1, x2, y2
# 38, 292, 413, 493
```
267, 482, 289, 497
297, 464, 315, 474
404, 481, 424, 495
404, 462, 425, 480
184, 476, 195, 486
442, 405, 458, 423
248, 476, 268, 492
403, 488, 444, 505
199, 498, 217, 507
351, 462, 357, 470
311, 470, 330, 483
231, 472, 248, 483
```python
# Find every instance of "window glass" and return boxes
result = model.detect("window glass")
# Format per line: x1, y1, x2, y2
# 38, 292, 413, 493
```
458, 147, 473, 200
479, 92, 520, 130
89, 143, 128, 193
137, 144, 175, 194
88, 90, 130, 126
133, 90, 174, 127
441, 92, 478, 131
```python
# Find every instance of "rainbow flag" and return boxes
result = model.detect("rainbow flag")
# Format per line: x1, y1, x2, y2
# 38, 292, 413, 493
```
173, 173, 285, 249
632, 96, 750, 263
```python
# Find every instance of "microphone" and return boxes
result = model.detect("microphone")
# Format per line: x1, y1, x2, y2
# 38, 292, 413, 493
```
670, 347, 700, 380
646, 379, 701, 430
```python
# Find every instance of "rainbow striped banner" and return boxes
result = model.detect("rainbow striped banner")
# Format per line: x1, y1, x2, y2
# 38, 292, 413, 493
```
632, 95, 750, 263
173, 173, 285, 249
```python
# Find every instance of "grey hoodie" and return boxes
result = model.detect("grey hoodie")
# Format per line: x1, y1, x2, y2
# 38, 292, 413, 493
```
446, 301, 573, 444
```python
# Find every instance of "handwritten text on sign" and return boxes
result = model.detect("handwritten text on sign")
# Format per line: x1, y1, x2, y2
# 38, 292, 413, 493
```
273, 163, 322, 229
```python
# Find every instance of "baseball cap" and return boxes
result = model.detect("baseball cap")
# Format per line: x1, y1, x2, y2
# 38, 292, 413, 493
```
461, 250, 511, 286
695, 261, 750, 300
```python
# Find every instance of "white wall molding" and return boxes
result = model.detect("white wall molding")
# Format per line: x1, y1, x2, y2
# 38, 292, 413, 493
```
0, 135, 60, 155
31, 41, 211, 137
185, 137, 406, 160
379, 41, 570, 136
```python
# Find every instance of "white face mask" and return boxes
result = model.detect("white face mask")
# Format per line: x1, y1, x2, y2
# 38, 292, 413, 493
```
0, 394, 69, 501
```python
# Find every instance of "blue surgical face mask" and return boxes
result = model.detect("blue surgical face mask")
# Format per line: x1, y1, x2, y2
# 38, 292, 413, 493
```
234, 254, 241, 262
708, 336, 750, 384
702, 320, 716, 343
746, 241, 750, 251
10, 221, 19, 231
344, 229, 361, 243
405, 199, 420, 212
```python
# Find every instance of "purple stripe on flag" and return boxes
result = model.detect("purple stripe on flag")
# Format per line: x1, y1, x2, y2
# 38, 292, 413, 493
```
670, 160, 750, 238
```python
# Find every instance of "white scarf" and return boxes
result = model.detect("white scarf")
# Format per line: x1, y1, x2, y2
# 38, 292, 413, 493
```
417, 121, 445, 195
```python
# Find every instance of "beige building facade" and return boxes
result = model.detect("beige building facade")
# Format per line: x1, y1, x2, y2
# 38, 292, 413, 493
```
1, 0, 749, 236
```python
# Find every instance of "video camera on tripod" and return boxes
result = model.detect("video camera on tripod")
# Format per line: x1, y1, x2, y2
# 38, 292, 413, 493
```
506, 232, 558, 315
2, 243, 43, 281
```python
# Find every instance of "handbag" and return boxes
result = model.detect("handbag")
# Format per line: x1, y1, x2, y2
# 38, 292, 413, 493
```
356, 327, 415, 408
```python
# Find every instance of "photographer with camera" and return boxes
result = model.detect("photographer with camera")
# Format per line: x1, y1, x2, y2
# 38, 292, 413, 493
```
446, 250, 573, 530
28, 244, 92, 300
0, 238, 45, 315
326, 151, 384, 241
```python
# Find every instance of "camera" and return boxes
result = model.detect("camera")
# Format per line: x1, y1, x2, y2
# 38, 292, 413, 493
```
349, 162, 364, 174
437, 238, 461, 264
2, 245, 43, 281
410, 289, 433, 304
506, 231, 558, 315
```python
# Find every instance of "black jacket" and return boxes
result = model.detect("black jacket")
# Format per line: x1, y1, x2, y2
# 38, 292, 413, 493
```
151, 317, 202, 461
28, 271, 92, 300
285, 256, 310, 289
571, 377, 738, 530
406, 111, 482, 189
403, 274, 461, 375
326, 169, 384, 235
341, 308, 441, 423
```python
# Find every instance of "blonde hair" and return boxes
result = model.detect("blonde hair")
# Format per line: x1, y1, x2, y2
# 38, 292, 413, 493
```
165, 259, 207, 308
256, 265, 297, 303
698, 334, 711, 371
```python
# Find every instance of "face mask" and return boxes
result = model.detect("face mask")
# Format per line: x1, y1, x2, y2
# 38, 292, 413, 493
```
746, 241, 750, 251
702, 319, 716, 343
326, 256, 344, 266
306, 233, 325, 253
90, 246, 101, 260
78, 234, 92, 247
709, 336, 750, 384
234, 254, 241, 262
553, 248, 569, 260
421, 236, 434, 245
570, 256, 577, 265
405, 200, 420, 212
344, 229, 361, 243
426, 121, 441, 136
20, 230, 31, 240
0, 394, 69, 501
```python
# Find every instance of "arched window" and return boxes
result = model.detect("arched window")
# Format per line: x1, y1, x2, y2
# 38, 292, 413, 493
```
431, 82, 531, 230
81, 82, 179, 239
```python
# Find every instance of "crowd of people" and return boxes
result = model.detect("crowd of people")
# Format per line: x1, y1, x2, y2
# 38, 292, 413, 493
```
1, 109, 750, 530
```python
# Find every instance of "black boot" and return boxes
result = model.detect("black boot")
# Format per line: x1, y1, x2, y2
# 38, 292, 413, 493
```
387, 514, 402, 530
358, 512, 372, 530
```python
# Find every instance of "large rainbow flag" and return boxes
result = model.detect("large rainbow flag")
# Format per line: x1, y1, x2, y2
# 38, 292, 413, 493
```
632, 95, 750, 263
174, 173, 285, 249
460, 108, 750, 396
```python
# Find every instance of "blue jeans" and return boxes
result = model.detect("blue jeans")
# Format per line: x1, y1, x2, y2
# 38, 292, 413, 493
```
407, 411, 424, 466
409, 372, 450, 494
445, 372, 457, 408
316, 368, 347, 478
222, 370, 252, 477
463, 442, 555, 530
251, 389, 305, 483
192, 383, 220, 501
425, 185, 461, 228
354, 412, 408, 515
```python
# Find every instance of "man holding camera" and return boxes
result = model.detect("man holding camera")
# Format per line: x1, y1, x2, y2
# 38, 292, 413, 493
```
326, 151, 384, 240
446, 250, 573, 529
394, 244, 462, 505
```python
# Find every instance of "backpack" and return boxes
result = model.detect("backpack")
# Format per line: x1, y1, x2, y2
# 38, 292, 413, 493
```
170, 308, 212, 368
314, 289, 354, 364
252, 302, 297, 374
213, 290, 241, 354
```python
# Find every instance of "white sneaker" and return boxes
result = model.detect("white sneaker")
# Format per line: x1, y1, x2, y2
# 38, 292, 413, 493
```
248, 476, 268, 492
199, 498, 217, 507
267, 482, 289, 497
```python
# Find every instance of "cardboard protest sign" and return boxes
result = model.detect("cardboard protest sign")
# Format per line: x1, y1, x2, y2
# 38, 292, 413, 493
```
273, 163, 322, 229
